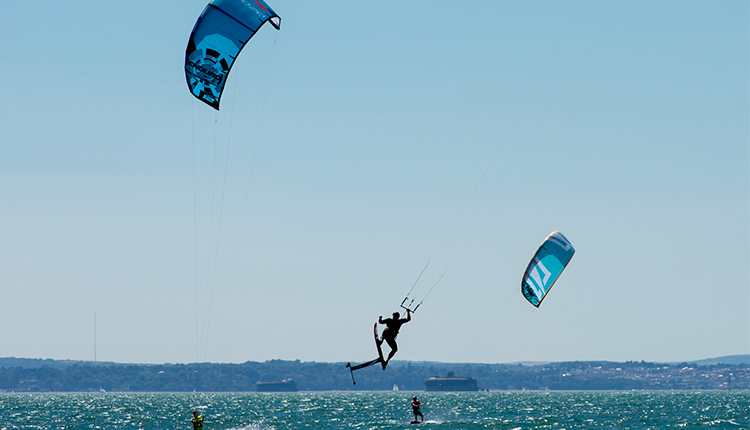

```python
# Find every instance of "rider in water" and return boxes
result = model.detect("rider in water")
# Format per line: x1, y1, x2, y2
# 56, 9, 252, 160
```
377, 309, 411, 368
411, 396, 424, 423
191, 410, 204, 430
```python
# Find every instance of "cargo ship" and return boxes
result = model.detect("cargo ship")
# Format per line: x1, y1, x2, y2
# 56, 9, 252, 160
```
424, 372, 478, 391
255, 378, 298, 392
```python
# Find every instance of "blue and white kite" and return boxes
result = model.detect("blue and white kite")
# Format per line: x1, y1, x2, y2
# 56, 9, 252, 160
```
521, 230, 575, 307
185, 0, 281, 110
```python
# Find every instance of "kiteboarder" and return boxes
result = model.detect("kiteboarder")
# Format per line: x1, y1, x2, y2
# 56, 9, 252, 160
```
377, 309, 411, 366
191, 410, 204, 430
411, 396, 424, 423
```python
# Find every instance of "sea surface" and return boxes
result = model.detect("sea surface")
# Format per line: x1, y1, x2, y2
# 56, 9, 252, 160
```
0, 391, 747, 430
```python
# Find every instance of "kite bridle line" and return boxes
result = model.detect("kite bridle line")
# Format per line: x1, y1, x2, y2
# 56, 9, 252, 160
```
212, 31, 280, 362
399, 261, 431, 313
400, 268, 448, 314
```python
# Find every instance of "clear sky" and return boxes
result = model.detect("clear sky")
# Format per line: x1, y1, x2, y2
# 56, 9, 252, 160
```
1, 1, 747, 366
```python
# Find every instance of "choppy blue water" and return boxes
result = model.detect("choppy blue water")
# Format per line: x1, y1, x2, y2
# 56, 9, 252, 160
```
0, 391, 747, 430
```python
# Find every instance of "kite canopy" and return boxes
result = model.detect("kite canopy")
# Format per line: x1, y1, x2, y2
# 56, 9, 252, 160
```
185, 0, 281, 110
521, 230, 575, 307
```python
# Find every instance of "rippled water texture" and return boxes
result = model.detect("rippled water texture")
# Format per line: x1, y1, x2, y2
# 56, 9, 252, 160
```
1, 391, 747, 430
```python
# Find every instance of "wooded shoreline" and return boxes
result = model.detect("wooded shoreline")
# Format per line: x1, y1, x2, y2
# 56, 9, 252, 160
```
1, 357, 747, 392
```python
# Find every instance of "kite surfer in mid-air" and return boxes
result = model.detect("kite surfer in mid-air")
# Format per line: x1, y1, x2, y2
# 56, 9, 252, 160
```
345, 307, 413, 384
377, 309, 411, 367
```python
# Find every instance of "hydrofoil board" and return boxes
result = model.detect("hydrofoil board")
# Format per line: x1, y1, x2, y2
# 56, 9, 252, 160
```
374, 322, 386, 370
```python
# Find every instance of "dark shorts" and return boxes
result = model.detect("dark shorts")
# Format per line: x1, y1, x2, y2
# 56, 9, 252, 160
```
382, 329, 398, 350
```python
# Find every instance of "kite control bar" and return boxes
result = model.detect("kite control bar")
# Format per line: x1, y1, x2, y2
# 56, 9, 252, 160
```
400, 297, 421, 314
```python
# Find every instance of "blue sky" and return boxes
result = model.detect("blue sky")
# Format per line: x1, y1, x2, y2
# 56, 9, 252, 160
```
0, 1, 747, 365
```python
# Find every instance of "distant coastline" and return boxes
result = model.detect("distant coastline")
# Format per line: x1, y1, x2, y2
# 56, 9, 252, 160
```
0, 355, 746, 392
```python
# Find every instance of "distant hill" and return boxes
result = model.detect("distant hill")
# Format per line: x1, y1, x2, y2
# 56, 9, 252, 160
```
0, 357, 746, 392
687, 355, 750, 366
0, 357, 118, 370
505, 361, 551, 367
2, 355, 747, 368
0, 357, 74, 370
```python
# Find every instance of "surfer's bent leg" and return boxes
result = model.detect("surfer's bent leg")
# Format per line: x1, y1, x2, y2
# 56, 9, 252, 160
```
385, 336, 398, 362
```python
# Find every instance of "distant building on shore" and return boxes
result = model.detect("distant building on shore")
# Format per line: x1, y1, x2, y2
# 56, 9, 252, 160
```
255, 378, 298, 392
424, 372, 479, 391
